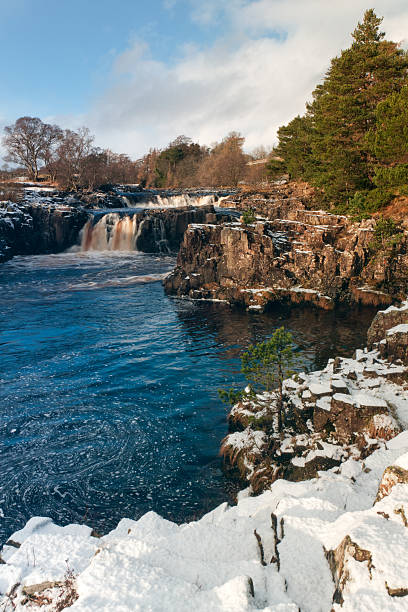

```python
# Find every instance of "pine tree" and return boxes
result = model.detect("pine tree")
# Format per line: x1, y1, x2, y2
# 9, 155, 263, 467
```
309, 9, 408, 203
276, 10, 408, 208
274, 115, 316, 180
241, 327, 295, 432
368, 86, 408, 194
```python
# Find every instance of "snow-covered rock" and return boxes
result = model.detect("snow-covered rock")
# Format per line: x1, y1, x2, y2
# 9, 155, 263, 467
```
2, 437, 408, 611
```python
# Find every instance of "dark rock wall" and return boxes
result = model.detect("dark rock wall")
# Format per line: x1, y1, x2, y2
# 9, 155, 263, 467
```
0, 202, 90, 263
165, 196, 408, 309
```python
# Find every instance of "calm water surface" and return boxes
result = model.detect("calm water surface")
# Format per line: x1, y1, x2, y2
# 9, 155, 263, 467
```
0, 251, 376, 542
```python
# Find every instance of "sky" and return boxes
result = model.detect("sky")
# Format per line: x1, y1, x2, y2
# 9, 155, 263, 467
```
1, 0, 408, 159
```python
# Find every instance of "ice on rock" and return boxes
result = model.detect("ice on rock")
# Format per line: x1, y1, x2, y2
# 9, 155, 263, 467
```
331, 378, 349, 394
316, 396, 332, 411
352, 393, 388, 409
332, 393, 355, 405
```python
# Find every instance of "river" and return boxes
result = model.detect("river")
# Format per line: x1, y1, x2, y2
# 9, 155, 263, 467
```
0, 250, 375, 543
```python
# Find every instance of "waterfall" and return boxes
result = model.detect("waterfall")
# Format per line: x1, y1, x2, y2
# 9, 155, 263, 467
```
80, 213, 139, 251
154, 194, 216, 209
78, 193, 217, 253
121, 196, 133, 207
122, 193, 217, 209
152, 217, 171, 254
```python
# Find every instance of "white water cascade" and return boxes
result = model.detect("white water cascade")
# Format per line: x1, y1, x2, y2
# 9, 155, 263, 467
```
122, 193, 217, 209
80, 193, 219, 252
81, 213, 140, 251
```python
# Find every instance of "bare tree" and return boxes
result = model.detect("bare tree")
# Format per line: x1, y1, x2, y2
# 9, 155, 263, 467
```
197, 132, 247, 187
3, 117, 62, 181
53, 127, 94, 190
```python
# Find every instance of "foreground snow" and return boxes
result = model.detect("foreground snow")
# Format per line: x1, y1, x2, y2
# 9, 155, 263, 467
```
1, 435, 408, 611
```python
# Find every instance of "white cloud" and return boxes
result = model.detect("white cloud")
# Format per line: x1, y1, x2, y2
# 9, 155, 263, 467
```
85, 0, 408, 157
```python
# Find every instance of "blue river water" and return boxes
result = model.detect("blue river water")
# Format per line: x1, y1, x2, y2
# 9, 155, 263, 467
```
0, 251, 376, 543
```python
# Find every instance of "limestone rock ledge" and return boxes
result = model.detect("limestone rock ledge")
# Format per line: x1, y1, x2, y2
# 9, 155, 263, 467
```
0, 201, 90, 263
164, 197, 408, 309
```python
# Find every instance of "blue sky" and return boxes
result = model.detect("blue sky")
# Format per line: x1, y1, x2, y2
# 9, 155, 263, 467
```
0, 0, 223, 118
1, 1, 408, 157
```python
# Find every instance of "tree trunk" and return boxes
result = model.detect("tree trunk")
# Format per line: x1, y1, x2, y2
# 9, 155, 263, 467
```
277, 363, 283, 432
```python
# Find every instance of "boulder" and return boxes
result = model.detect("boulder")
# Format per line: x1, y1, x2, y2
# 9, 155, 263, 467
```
314, 393, 389, 444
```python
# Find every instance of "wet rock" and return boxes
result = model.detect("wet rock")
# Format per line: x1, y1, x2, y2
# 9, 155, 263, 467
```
0, 201, 90, 261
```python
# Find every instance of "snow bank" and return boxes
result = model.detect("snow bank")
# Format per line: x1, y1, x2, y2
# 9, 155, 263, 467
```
2, 436, 408, 611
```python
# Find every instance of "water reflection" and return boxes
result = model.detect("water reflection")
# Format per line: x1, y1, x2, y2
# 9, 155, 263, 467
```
172, 299, 376, 371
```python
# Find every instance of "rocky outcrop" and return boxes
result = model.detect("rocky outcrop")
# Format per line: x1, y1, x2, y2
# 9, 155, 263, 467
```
376, 463, 408, 502
165, 188, 408, 309
366, 300, 408, 366
367, 299, 408, 344
0, 201, 90, 263
132, 206, 225, 253
221, 302, 408, 493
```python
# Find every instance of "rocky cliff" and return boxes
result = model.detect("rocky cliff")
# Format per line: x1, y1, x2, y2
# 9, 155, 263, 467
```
164, 188, 408, 309
0, 202, 90, 263
0, 196, 231, 262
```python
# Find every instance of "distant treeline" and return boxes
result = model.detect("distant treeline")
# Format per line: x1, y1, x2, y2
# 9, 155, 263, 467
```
1, 119, 272, 191
271, 9, 408, 215
4, 9, 405, 213
1, 122, 139, 191
136, 133, 272, 188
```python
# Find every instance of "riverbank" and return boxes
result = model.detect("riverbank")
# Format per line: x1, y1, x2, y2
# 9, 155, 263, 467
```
1, 299, 408, 610
221, 299, 408, 494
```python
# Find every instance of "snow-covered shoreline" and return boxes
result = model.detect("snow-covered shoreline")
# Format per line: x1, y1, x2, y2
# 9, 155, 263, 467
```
1, 437, 408, 610
1, 301, 408, 611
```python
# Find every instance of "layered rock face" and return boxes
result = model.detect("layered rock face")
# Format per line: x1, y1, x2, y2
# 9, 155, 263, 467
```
135, 206, 220, 253
0, 202, 90, 263
165, 188, 408, 309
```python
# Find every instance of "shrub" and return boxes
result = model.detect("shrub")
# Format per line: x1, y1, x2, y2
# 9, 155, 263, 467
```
374, 165, 408, 190
242, 208, 256, 224
369, 217, 403, 253
218, 387, 244, 406
337, 188, 394, 219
